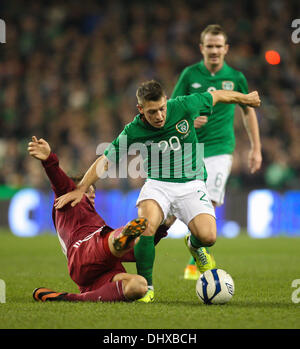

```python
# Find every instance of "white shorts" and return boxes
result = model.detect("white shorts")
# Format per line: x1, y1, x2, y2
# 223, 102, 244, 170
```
136, 179, 215, 226
203, 154, 233, 206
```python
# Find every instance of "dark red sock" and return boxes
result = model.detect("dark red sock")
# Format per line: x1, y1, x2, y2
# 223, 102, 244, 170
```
120, 249, 135, 262
154, 224, 168, 245
64, 280, 127, 302
121, 224, 168, 263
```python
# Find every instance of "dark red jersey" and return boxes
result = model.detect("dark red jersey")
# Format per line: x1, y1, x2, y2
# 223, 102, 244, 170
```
41, 153, 111, 257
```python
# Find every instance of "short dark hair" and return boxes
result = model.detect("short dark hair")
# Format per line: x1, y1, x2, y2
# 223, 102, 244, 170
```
136, 80, 165, 105
200, 24, 228, 44
70, 174, 96, 191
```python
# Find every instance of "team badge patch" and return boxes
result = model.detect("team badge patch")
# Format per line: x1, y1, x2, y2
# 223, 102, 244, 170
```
222, 81, 234, 90
176, 120, 189, 134
207, 86, 217, 92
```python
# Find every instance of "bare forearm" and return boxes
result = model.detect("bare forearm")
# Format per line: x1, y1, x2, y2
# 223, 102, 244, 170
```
210, 90, 260, 108
241, 107, 261, 150
78, 155, 108, 191
210, 90, 247, 106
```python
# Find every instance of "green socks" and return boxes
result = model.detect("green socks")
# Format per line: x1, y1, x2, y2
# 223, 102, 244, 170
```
188, 256, 196, 265
188, 235, 210, 265
134, 235, 155, 286
190, 234, 204, 249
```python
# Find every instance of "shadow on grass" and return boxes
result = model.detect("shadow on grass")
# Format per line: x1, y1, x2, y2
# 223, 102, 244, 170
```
9, 296, 296, 310
157, 300, 295, 309
228, 300, 295, 309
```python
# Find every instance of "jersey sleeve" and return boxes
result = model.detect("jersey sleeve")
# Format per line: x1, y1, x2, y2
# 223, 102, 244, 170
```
178, 92, 213, 119
41, 153, 76, 198
237, 72, 249, 94
104, 128, 131, 163
171, 68, 190, 98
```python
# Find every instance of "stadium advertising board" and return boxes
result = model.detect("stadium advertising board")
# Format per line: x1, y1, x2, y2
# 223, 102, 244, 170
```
5, 188, 300, 238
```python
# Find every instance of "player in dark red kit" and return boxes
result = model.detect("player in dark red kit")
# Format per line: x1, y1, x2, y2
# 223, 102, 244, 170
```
28, 136, 150, 302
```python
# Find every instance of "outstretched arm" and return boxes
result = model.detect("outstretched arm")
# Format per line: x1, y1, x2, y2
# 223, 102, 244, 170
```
27, 136, 76, 197
54, 154, 109, 209
210, 90, 261, 108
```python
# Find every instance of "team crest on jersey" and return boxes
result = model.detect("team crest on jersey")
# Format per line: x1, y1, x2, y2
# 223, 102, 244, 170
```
176, 119, 189, 134
222, 81, 234, 90
207, 86, 217, 92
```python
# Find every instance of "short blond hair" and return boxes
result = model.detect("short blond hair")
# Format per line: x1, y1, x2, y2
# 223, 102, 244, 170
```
200, 24, 228, 44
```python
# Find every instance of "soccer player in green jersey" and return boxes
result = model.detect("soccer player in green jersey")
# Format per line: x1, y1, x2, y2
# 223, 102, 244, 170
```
55, 80, 261, 302
171, 24, 262, 280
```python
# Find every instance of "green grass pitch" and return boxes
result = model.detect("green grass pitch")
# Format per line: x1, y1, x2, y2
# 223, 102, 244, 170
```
0, 229, 299, 329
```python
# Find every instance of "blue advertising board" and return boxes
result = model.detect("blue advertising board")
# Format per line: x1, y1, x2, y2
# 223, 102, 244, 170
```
7, 188, 300, 238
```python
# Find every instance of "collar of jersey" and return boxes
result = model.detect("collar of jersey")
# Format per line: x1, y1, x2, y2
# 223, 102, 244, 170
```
198, 60, 228, 76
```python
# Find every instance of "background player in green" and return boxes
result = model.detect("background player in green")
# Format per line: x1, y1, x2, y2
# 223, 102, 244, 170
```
55, 80, 261, 302
171, 24, 262, 280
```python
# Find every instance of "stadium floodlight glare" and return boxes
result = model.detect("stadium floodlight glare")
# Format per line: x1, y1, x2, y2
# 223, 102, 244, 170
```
221, 221, 240, 238
247, 190, 275, 238
8, 188, 41, 237
265, 50, 281, 65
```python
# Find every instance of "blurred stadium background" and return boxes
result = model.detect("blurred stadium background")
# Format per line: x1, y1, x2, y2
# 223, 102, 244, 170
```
0, 0, 300, 239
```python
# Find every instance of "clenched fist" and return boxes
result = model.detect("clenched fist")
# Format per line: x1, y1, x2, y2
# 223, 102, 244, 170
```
245, 91, 261, 108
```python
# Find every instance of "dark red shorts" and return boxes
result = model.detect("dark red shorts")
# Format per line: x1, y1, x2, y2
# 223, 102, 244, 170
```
67, 227, 126, 293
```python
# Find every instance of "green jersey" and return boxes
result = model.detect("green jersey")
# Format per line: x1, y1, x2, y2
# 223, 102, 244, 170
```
104, 92, 213, 183
171, 60, 249, 157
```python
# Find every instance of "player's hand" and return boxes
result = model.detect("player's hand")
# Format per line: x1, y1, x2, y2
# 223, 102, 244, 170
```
248, 148, 262, 174
54, 188, 85, 209
194, 116, 208, 128
27, 136, 51, 161
245, 91, 261, 108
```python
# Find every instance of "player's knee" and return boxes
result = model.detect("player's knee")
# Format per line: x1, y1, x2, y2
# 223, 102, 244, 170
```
197, 229, 216, 247
189, 214, 216, 247
133, 276, 148, 298
201, 233, 216, 247
124, 276, 148, 300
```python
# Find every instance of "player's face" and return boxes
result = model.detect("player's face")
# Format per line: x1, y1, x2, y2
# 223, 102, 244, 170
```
138, 96, 167, 128
200, 33, 228, 68
86, 185, 96, 207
